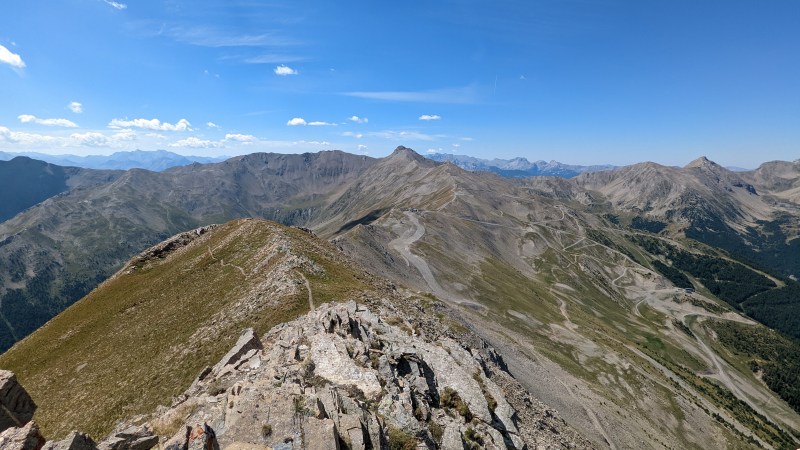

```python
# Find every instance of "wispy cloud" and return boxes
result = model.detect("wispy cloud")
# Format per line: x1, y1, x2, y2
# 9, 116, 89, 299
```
0, 126, 139, 148
102, 0, 127, 10
243, 54, 306, 64
71, 129, 136, 147
286, 117, 335, 126
68, 102, 83, 114
169, 27, 298, 48
344, 85, 479, 104
0, 126, 60, 146
108, 118, 192, 131
274, 64, 298, 76
419, 114, 441, 121
0, 44, 25, 69
369, 130, 440, 141
207, 121, 220, 128
348, 116, 368, 124
18, 114, 78, 128
169, 137, 222, 149
341, 131, 363, 139
224, 133, 256, 142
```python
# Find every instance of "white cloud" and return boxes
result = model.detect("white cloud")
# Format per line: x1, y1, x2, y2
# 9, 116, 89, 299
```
274, 64, 298, 76
452, 143, 461, 148
348, 116, 368, 124
419, 114, 441, 121
108, 118, 192, 131
0, 44, 25, 69
224, 133, 256, 142
287, 117, 307, 126
358, 144, 368, 152
460, 137, 474, 141
207, 121, 219, 128
426, 149, 440, 154
308, 121, 336, 126
70, 129, 136, 147
112, 129, 137, 141
102, 0, 127, 10
169, 137, 222, 148
0, 126, 61, 146
68, 102, 83, 114
146, 133, 167, 139
70, 132, 111, 147
18, 114, 78, 128
341, 131, 363, 139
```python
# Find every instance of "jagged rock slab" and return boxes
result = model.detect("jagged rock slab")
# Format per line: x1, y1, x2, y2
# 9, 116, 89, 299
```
0, 370, 37, 432
0, 420, 46, 450
42, 431, 96, 450
96, 424, 158, 450
212, 328, 263, 377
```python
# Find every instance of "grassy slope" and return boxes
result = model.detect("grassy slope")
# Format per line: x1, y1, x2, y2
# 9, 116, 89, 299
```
0, 219, 373, 440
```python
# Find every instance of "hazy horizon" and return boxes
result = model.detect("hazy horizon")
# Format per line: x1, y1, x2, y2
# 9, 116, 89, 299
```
2, 1, 798, 167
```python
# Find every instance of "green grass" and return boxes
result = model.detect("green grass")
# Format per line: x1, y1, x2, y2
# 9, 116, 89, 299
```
0, 219, 371, 440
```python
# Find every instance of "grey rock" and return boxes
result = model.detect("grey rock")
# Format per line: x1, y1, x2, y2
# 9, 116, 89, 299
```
441, 424, 464, 450
339, 414, 364, 450
42, 431, 97, 450
303, 418, 339, 450
142, 302, 585, 450
213, 328, 263, 377
97, 425, 158, 450
0, 370, 37, 433
0, 420, 46, 450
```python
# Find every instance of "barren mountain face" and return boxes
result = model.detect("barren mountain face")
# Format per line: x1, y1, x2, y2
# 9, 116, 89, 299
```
1, 147, 800, 449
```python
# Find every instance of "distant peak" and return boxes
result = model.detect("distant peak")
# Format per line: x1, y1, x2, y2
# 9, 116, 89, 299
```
684, 156, 720, 170
392, 146, 417, 155
388, 146, 425, 162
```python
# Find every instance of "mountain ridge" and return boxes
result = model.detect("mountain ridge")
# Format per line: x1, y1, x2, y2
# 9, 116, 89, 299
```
0, 149, 227, 172
425, 152, 617, 178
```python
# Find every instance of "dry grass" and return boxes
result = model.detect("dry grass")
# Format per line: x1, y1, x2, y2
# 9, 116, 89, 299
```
0, 219, 370, 440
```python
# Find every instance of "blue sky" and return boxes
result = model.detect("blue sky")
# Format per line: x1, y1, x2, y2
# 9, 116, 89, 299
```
1, 1, 798, 167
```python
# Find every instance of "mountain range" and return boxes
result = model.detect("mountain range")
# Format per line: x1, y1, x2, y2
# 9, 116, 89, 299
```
425, 152, 617, 178
1, 147, 800, 449
0, 149, 226, 172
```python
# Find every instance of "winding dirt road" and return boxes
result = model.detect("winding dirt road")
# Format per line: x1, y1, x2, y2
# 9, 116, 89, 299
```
389, 211, 483, 309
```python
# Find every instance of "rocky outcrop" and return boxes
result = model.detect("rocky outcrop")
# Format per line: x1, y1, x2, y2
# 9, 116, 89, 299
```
0, 420, 46, 450
42, 432, 96, 450
0, 300, 590, 449
211, 328, 263, 378
0, 374, 154, 450
117, 225, 219, 278
143, 301, 590, 449
96, 425, 158, 450
0, 369, 37, 432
